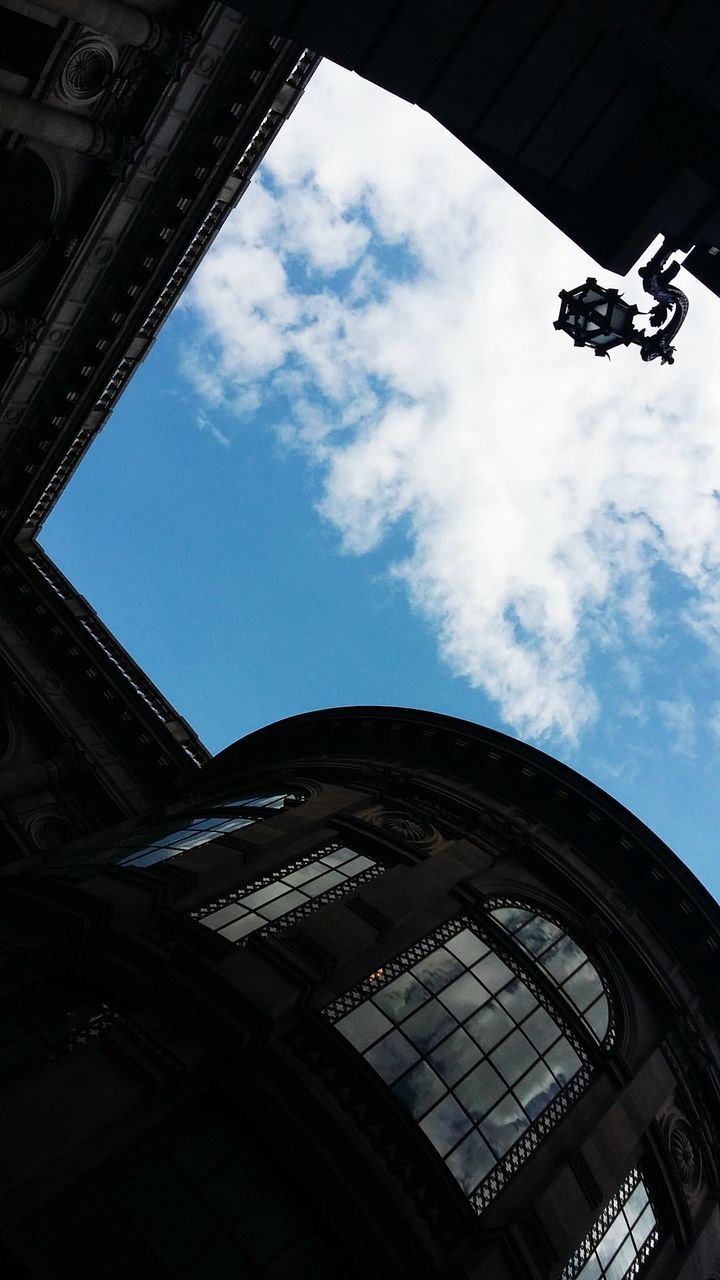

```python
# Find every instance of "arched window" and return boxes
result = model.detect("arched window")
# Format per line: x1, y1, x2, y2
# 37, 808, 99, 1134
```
325, 904, 612, 1212
115, 792, 304, 869
191, 841, 382, 943
488, 903, 611, 1043
561, 1168, 658, 1280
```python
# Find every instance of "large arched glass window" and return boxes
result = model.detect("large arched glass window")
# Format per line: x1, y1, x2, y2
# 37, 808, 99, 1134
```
191, 841, 382, 943
115, 792, 303, 869
325, 904, 612, 1212
561, 1168, 658, 1280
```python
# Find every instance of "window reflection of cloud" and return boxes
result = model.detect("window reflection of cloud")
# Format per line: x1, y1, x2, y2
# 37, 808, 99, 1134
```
542, 935, 586, 981
392, 1059, 445, 1119
490, 906, 532, 933
429, 1027, 481, 1086
373, 972, 428, 1020
403, 1000, 456, 1053
498, 978, 537, 1020
513, 1061, 559, 1120
439, 972, 489, 1020
411, 947, 465, 993
472, 953, 514, 993
546, 1037, 581, 1084
491, 1030, 538, 1085
466, 1000, 514, 1051
596, 1212, 628, 1269
365, 1028, 420, 1083
517, 916, 563, 955
446, 1129, 495, 1193
446, 929, 489, 967
480, 1095, 529, 1157
455, 1061, 505, 1120
523, 1006, 560, 1052
564, 962, 603, 1011
338, 1000, 392, 1051
420, 1094, 473, 1156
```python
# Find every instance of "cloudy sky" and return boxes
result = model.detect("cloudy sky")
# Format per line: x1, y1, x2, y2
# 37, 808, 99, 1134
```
42, 62, 720, 895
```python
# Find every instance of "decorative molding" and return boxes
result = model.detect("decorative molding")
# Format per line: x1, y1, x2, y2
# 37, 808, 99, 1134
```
667, 1116, 703, 1197
367, 809, 436, 846
56, 37, 117, 105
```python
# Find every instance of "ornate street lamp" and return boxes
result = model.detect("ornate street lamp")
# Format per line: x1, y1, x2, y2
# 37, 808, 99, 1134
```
555, 240, 689, 365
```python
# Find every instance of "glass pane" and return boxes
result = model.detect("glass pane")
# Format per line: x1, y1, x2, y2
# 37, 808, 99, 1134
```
564, 962, 603, 1011
337, 1001, 393, 1052
373, 973, 429, 1021
606, 1237, 636, 1280
403, 1000, 456, 1053
491, 1030, 538, 1085
624, 1184, 648, 1226
241, 882, 288, 910
472, 953, 514, 993
446, 1129, 495, 1193
523, 1006, 560, 1052
480, 1095, 529, 1157
302, 869, 346, 897
455, 1060, 506, 1120
466, 1000, 514, 1051
631, 1205, 654, 1248
283, 862, 326, 888
490, 906, 532, 933
392, 1060, 445, 1119
584, 995, 609, 1041
445, 929, 489, 967
546, 1037, 581, 1084
497, 978, 537, 1020
200, 903, 245, 930
339, 855, 375, 877
577, 1259, 602, 1280
319, 847, 356, 867
597, 1213, 628, 1269
258, 888, 306, 920
364, 1029, 419, 1084
513, 1061, 559, 1120
516, 916, 563, 956
439, 972, 489, 1020
219, 913, 263, 941
429, 1028, 481, 1086
420, 1094, 473, 1156
411, 947, 464, 993
541, 936, 586, 981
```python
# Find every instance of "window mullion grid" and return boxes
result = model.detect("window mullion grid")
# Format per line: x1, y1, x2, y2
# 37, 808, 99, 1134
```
190, 842, 383, 943
326, 914, 594, 1214
560, 1167, 659, 1280
191, 842, 346, 922
484, 894, 616, 1050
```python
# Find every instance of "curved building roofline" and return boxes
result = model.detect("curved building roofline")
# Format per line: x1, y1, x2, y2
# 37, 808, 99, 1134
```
205, 703, 720, 951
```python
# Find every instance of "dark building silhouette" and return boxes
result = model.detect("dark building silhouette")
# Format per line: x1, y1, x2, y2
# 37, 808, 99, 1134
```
2, 706, 720, 1279
1, 5, 720, 1278
228, 0, 720, 299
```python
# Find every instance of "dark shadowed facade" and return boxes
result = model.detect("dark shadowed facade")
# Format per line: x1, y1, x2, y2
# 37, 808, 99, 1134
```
228, 0, 720, 300
2, 706, 719, 1279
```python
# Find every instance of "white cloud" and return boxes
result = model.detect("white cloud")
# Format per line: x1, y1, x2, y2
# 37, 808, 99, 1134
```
657, 698, 697, 756
180, 62, 720, 745
196, 410, 230, 447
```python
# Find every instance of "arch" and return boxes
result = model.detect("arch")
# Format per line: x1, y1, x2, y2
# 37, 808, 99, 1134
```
0, 148, 54, 273
487, 900, 613, 1045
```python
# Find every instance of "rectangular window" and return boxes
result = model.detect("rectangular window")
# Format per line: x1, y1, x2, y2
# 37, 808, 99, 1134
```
561, 1169, 658, 1280
192, 842, 381, 943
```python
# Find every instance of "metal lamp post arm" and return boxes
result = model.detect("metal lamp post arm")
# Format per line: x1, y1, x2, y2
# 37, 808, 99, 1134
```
635, 240, 690, 365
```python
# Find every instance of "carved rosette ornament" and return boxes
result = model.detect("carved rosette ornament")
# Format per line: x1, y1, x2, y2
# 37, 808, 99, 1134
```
58, 39, 117, 104
368, 810, 437, 846
667, 1117, 703, 1198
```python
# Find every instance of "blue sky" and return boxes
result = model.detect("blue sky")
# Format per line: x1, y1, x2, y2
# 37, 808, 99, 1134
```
41, 63, 720, 898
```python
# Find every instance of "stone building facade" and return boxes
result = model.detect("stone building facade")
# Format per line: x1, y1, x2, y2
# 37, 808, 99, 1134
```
1, 706, 719, 1279
0, 0, 317, 860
